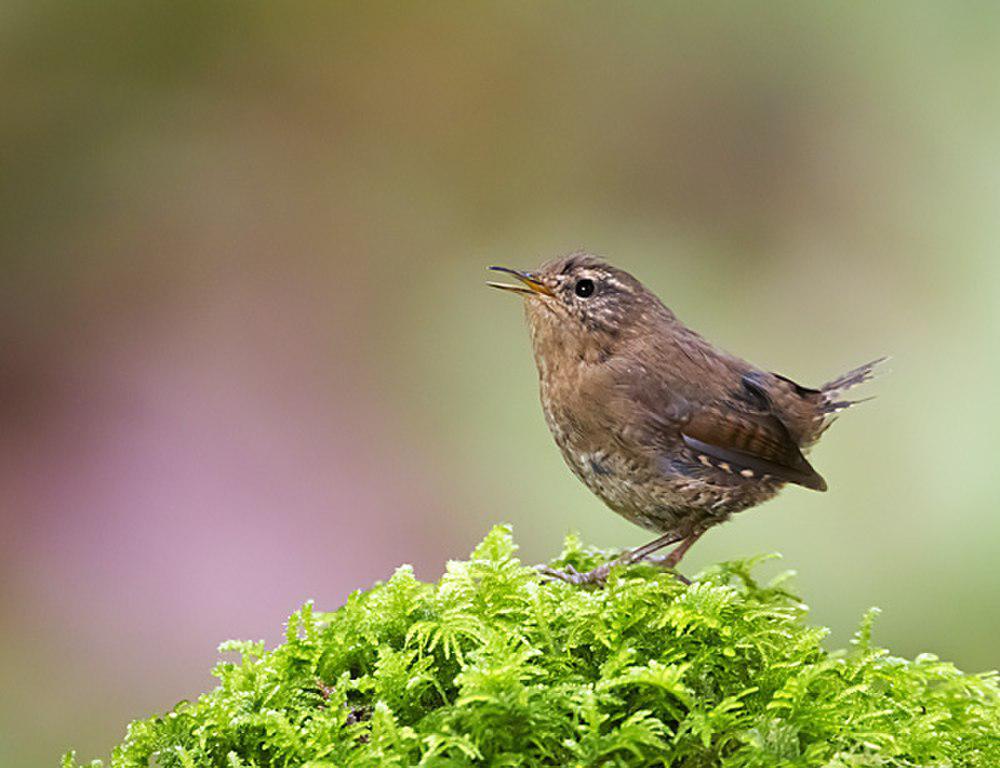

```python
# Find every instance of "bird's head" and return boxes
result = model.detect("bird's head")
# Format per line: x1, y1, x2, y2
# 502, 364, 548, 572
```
488, 252, 673, 364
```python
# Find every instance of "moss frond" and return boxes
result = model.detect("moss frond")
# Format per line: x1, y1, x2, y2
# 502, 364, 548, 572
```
69, 525, 1000, 767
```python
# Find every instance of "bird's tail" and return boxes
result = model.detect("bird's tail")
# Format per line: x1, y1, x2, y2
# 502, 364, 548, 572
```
819, 356, 889, 415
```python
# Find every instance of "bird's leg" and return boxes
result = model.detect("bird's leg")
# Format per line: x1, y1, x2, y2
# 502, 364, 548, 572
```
643, 527, 707, 575
538, 531, 685, 586
625, 531, 688, 564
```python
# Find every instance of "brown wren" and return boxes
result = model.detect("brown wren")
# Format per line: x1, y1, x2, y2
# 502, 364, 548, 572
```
488, 252, 882, 585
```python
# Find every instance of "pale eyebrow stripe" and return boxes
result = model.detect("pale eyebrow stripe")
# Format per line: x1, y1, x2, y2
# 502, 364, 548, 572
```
603, 276, 628, 291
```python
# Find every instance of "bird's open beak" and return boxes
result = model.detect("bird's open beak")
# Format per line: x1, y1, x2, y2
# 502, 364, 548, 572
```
486, 266, 554, 297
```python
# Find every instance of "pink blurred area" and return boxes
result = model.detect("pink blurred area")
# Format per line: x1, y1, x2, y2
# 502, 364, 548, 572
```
1, 259, 458, 760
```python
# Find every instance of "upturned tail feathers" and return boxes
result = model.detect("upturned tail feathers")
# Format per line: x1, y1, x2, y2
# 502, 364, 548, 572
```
820, 356, 888, 414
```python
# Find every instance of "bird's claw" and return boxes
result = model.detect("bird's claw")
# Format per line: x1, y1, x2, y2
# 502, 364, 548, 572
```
536, 562, 611, 586
536, 556, 691, 587
638, 553, 692, 584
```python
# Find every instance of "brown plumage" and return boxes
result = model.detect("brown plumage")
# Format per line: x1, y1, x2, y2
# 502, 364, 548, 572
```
488, 252, 883, 584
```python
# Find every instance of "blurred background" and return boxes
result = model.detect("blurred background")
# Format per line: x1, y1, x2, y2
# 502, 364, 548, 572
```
3, 2, 999, 764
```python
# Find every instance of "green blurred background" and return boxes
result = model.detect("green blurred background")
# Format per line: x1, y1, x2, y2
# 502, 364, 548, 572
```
3, 2, 999, 765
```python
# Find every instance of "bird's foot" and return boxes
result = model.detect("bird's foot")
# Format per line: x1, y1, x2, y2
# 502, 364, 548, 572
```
640, 553, 692, 585
663, 567, 692, 585
636, 529, 707, 585
536, 562, 612, 586
642, 551, 676, 568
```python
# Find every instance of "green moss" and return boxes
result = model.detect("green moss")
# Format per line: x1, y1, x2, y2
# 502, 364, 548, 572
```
67, 526, 999, 767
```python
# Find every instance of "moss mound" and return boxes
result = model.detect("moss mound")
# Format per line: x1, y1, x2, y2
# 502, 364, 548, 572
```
68, 527, 999, 767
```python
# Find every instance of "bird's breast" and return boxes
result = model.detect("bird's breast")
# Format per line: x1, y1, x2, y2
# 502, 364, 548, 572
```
537, 358, 652, 501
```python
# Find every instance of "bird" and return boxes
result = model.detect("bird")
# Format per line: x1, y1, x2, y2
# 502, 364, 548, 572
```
487, 252, 883, 585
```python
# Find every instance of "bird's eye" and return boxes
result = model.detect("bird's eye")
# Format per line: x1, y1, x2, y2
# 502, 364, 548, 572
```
574, 278, 595, 298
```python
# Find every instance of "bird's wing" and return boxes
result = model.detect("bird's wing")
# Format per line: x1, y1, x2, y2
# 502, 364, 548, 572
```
675, 373, 827, 491
612, 343, 827, 491
680, 405, 827, 491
